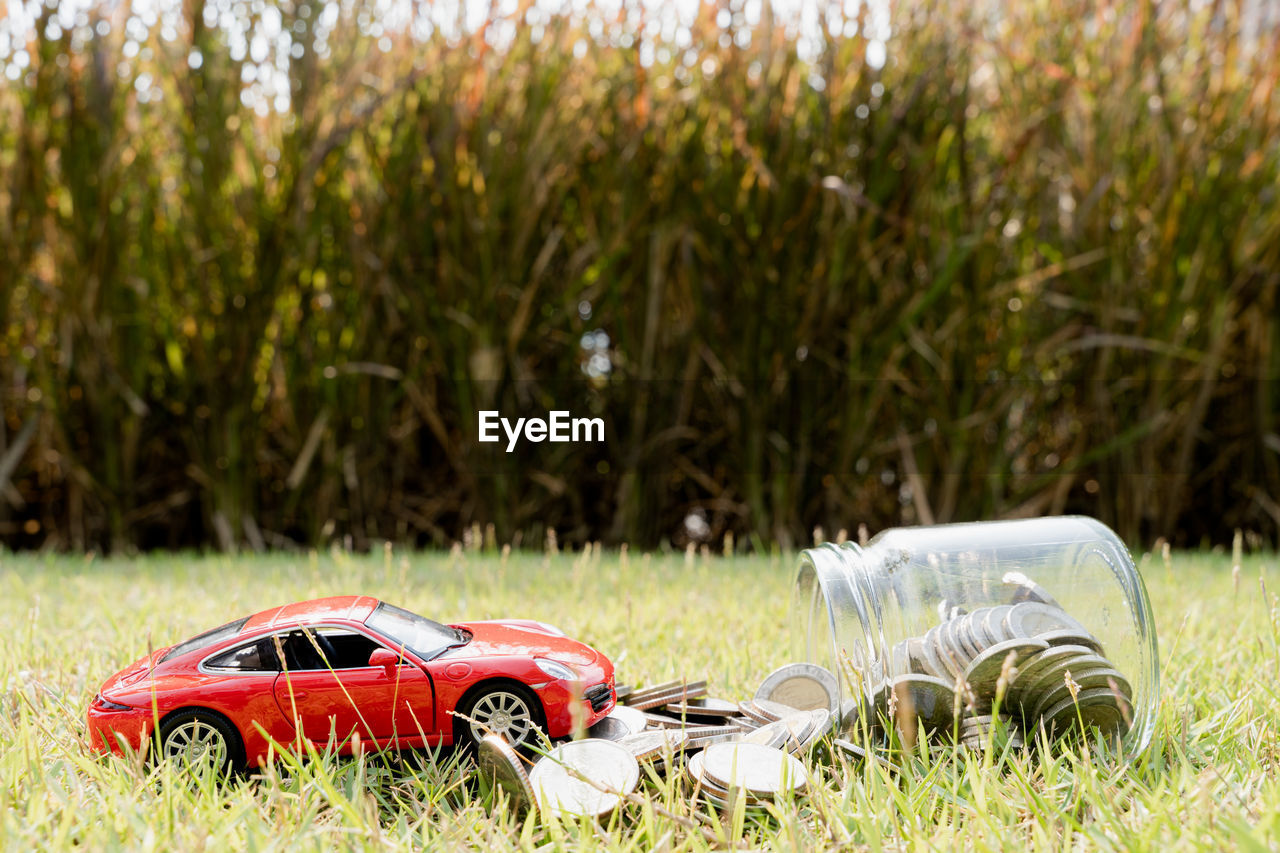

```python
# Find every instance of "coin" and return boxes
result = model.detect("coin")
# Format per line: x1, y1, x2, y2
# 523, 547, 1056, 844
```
870, 674, 956, 736
528, 739, 640, 818
957, 609, 990, 656
626, 680, 708, 708
737, 700, 774, 725
699, 742, 810, 798
477, 735, 536, 813
755, 663, 839, 712
662, 697, 739, 720
832, 738, 900, 772
1002, 571, 1064, 610
1007, 602, 1091, 639
587, 714, 633, 742
607, 705, 648, 736
755, 698, 802, 721
1027, 667, 1133, 722
737, 717, 794, 749
1037, 687, 1130, 740
794, 708, 833, 753
1034, 628, 1105, 656
1004, 645, 1098, 706
628, 684, 708, 711
982, 605, 1015, 645
917, 626, 950, 680
960, 638, 1051, 708
619, 729, 687, 761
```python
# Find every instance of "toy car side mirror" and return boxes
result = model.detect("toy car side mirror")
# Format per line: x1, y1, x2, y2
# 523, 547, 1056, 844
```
368, 648, 400, 678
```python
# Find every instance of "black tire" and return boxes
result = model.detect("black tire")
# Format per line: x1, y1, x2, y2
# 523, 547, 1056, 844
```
157, 708, 243, 776
454, 682, 545, 752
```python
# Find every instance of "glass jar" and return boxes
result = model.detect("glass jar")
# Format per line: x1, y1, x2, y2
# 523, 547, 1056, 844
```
793, 516, 1159, 756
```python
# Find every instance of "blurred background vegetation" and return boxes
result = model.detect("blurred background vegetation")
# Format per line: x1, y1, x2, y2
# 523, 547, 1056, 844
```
2, 0, 1278, 552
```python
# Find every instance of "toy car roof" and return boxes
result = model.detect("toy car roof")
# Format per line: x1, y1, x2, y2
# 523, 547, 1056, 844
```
240, 595, 381, 632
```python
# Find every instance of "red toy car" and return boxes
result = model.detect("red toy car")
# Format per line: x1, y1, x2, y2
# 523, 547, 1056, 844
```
87, 596, 615, 772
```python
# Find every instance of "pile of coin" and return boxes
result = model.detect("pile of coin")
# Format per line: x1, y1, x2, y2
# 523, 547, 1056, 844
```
476, 599, 1133, 819
865, 600, 1132, 748
476, 663, 842, 818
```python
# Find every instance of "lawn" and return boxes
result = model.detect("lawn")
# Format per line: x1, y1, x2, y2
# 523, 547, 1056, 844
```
1, 546, 1277, 850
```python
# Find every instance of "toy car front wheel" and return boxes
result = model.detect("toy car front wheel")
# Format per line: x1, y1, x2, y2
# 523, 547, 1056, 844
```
457, 684, 543, 750
157, 709, 242, 776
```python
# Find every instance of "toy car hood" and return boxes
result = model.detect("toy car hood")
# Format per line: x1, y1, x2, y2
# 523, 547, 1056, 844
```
444, 619, 599, 666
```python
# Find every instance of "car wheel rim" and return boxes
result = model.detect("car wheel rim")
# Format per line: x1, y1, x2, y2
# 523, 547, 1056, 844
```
470, 690, 535, 746
165, 720, 228, 769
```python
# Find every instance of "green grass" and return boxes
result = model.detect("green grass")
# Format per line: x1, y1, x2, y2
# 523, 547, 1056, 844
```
1, 547, 1278, 850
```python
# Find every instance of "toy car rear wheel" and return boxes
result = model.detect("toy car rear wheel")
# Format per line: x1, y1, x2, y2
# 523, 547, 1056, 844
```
157, 709, 242, 776
457, 683, 544, 751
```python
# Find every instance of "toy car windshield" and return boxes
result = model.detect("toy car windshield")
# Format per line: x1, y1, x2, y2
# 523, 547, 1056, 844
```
365, 602, 469, 660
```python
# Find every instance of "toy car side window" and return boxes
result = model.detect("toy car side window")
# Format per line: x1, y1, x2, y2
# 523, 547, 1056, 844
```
281, 627, 387, 670
205, 637, 281, 672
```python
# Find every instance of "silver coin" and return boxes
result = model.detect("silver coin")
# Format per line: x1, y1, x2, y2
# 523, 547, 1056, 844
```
528, 738, 640, 818
699, 742, 810, 798
587, 715, 633, 742
755, 663, 838, 713
477, 735, 535, 813
628, 684, 708, 711
737, 717, 794, 750
832, 738, 901, 772
982, 605, 1015, 644
917, 626, 951, 680
939, 618, 971, 679
1010, 649, 1116, 713
794, 708, 833, 753
1028, 667, 1133, 722
959, 609, 993, 655
662, 697, 739, 719
1007, 602, 1091, 639
1035, 628, 1105, 656
626, 680, 708, 708
754, 698, 802, 721
619, 729, 687, 761
643, 711, 690, 729
960, 638, 1052, 704
1005, 645, 1098, 706
1002, 571, 1064, 610
1037, 687, 1130, 740
606, 705, 648, 736
737, 700, 773, 725
870, 674, 956, 736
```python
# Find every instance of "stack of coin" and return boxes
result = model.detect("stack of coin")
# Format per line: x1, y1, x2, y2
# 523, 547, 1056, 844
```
862, 600, 1131, 745
685, 742, 810, 809
956, 713, 1023, 752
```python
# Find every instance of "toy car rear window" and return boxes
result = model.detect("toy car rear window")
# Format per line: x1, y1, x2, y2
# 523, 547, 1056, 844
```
205, 637, 281, 672
160, 617, 250, 662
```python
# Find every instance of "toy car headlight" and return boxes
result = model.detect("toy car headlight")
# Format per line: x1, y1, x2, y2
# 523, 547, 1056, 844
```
534, 658, 578, 681
92, 694, 133, 712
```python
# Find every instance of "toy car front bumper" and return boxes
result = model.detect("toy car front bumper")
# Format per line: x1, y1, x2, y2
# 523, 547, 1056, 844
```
537, 677, 615, 737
